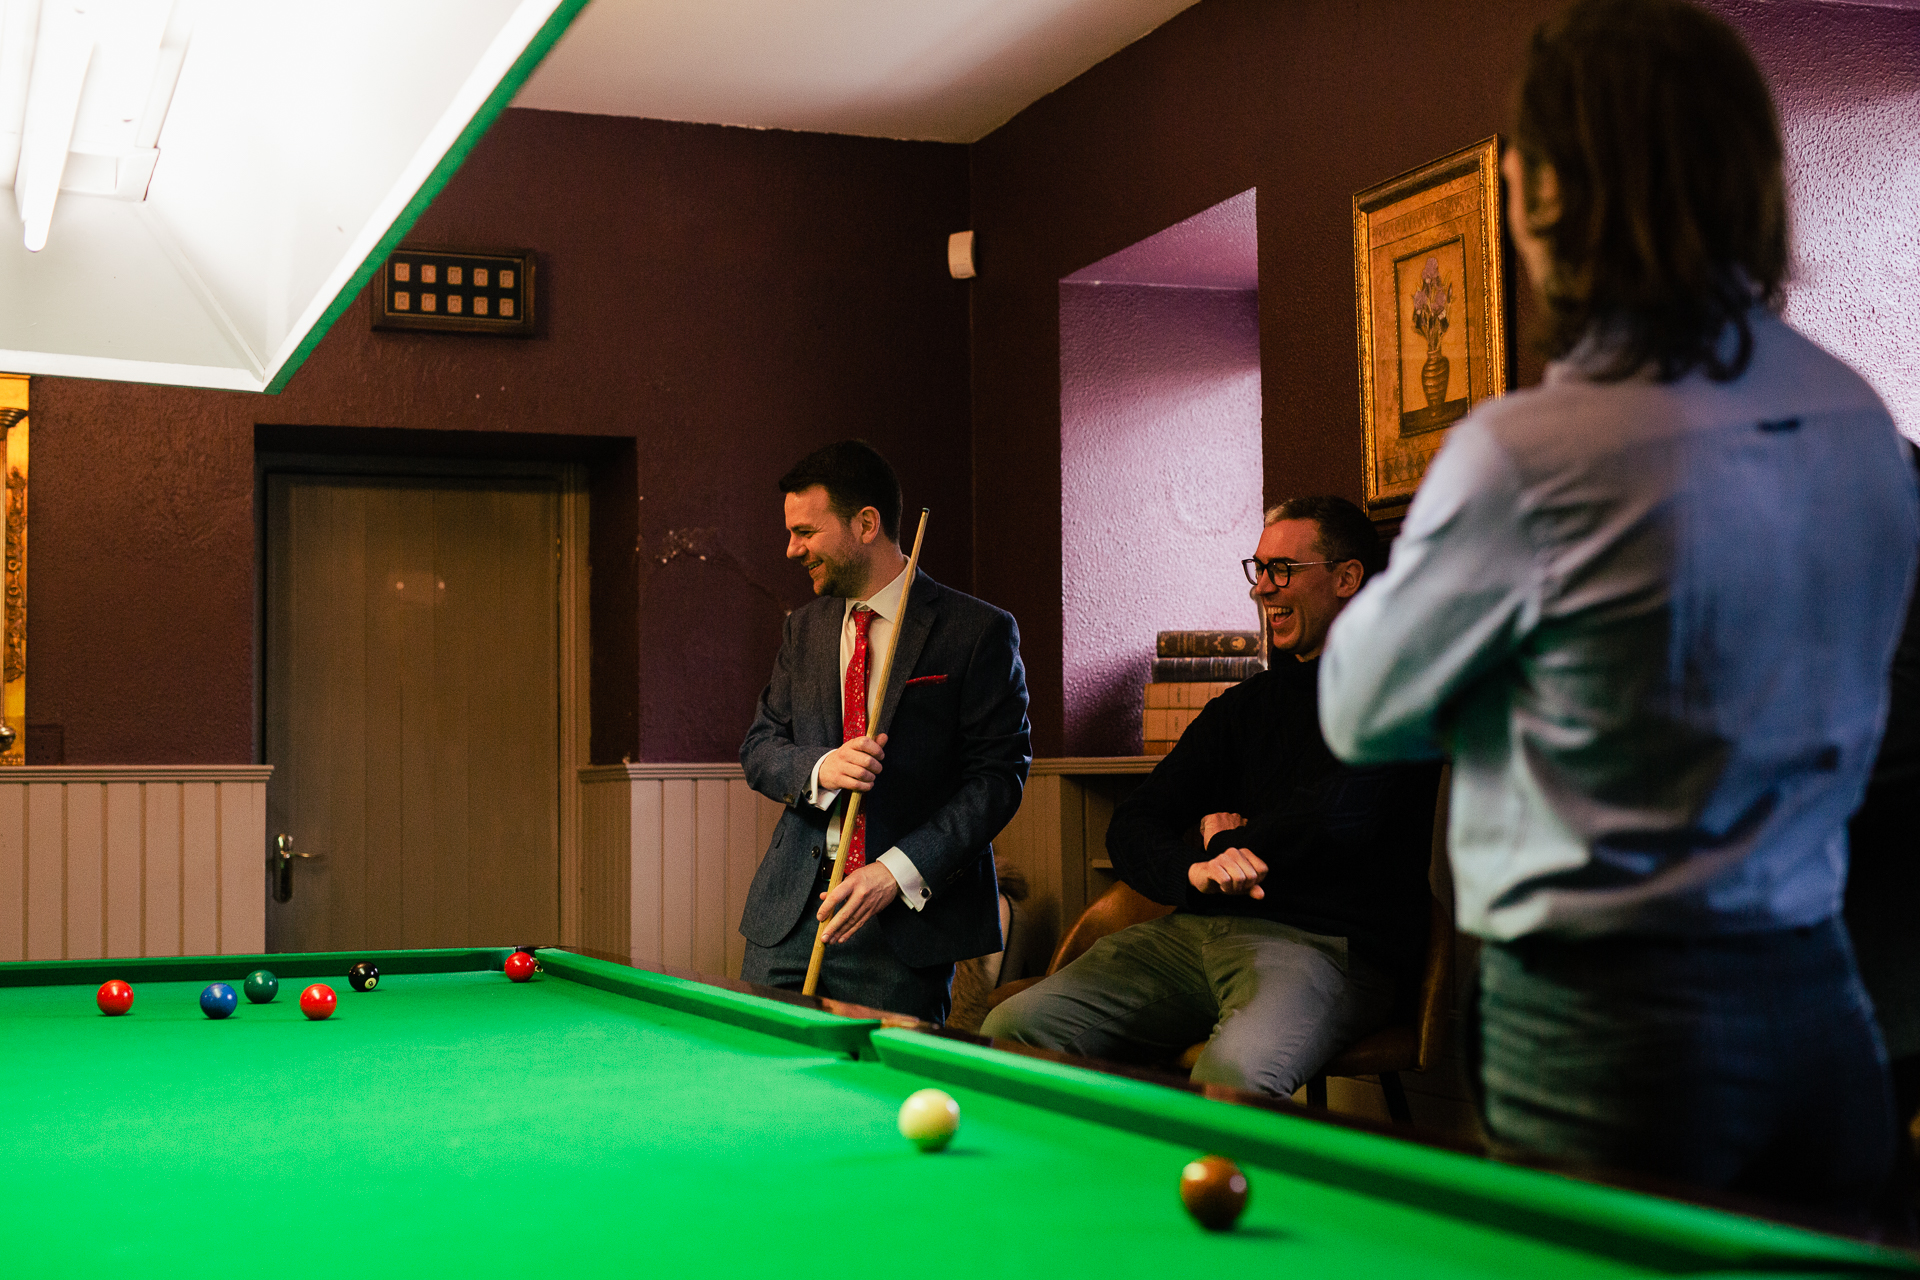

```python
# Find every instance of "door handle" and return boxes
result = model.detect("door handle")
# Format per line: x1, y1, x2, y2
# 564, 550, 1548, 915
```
272, 833, 320, 865
270, 834, 320, 904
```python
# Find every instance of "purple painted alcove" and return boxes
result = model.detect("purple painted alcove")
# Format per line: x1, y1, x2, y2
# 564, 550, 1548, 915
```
1060, 190, 1262, 756
1708, 0, 1920, 440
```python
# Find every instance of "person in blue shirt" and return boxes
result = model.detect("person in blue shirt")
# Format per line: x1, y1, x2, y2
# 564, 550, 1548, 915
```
1318, 0, 1919, 1218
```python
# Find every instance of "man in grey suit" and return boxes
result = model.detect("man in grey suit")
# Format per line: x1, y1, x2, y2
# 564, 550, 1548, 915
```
739, 440, 1030, 1023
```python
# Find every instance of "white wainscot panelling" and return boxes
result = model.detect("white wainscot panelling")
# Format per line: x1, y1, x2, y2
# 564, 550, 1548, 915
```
0, 766, 272, 961
575, 759, 1147, 984
579, 764, 783, 979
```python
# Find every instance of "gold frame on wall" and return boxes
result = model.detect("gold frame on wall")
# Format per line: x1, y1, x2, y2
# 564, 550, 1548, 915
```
1353, 137, 1507, 511
0, 374, 24, 765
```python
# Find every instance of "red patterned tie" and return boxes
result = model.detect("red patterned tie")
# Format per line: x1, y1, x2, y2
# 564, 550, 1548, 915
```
841, 606, 875, 871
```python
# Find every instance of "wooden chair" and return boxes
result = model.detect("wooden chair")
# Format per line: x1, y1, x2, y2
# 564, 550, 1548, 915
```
986, 769, 1454, 1126
984, 880, 1173, 1012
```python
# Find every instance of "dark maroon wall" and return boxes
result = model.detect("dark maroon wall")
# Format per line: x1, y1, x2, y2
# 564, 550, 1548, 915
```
29, 109, 971, 764
969, 0, 1558, 754
30, 385, 258, 765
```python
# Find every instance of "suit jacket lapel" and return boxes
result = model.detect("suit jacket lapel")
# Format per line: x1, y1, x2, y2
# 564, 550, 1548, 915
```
875, 570, 936, 738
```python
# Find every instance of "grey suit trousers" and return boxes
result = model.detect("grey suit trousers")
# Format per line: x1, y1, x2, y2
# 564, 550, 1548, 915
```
980, 913, 1395, 1097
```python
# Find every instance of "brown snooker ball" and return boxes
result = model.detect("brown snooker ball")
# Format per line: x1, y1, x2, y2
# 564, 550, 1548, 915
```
1180, 1154, 1250, 1231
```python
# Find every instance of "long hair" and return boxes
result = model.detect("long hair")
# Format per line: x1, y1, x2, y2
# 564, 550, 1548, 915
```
1513, 0, 1787, 382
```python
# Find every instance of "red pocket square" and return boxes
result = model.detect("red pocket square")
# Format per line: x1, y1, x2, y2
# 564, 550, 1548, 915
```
904, 674, 948, 687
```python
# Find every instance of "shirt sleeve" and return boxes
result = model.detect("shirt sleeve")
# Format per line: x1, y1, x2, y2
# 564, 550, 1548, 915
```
876, 847, 930, 911
1319, 417, 1542, 764
807, 753, 840, 811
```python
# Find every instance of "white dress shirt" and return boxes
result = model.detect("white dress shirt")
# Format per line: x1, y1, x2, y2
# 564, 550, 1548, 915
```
806, 563, 931, 910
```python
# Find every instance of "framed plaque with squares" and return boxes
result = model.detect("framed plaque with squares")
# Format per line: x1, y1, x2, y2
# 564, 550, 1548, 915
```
371, 247, 536, 335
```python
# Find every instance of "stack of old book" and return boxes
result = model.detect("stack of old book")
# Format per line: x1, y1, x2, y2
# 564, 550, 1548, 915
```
1141, 629, 1265, 755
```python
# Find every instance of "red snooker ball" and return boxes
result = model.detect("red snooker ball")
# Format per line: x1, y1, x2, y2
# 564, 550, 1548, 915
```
299, 983, 337, 1020
96, 979, 134, 1016
503, 951, 537, 982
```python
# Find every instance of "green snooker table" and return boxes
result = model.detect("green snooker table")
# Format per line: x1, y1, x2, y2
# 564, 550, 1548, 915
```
2, 948, 1912, 1279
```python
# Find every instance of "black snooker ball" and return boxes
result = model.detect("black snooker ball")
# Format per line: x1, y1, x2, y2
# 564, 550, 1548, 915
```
347, 961, 379, 993
1179, 1155, 1249, 1231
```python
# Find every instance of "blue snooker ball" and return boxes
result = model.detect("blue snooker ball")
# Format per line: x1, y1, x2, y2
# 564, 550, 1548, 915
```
200, 982, 239, 1020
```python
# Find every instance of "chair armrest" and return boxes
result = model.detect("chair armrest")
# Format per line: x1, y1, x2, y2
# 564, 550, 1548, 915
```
1412, 894, 1456, 1070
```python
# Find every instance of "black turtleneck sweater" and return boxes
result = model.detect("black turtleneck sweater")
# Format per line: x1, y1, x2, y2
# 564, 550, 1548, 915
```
1107, 656, 1442, 977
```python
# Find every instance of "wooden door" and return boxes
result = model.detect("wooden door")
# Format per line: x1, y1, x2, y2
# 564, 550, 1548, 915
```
264, 473, 560, 952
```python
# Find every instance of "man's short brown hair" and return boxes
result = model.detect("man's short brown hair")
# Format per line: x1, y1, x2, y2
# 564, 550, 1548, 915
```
1263, 496, 1386, 582
778, 440, 903, 541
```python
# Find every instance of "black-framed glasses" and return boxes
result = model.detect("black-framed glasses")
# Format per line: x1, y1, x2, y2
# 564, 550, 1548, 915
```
1242, 557, 1342, 587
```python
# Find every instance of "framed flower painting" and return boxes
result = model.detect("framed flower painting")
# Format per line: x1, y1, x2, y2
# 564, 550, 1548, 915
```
1352, 137, 1508, 511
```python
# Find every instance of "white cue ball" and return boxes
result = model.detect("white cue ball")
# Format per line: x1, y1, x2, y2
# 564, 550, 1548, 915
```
898, 1088, 961, 1151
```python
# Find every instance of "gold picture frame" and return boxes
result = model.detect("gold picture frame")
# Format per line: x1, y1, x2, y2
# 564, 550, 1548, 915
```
0, 373, 24, 765
1353, 137, 1507, 511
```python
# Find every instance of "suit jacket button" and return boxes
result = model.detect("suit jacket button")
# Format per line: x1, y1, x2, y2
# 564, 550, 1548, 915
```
811, 846, 823, 859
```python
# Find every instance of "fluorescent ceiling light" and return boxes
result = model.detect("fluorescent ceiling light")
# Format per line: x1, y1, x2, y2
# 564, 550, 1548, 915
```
12, 2, 90, 251
0, 0, 586, 391
4, 0, 187, 249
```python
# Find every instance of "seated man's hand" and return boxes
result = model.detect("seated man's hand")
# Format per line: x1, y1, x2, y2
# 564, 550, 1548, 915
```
1188, 847, 1268, 899
818, 733, 887, 792
817, 861, 900, 944
1200, 811, 1247, 845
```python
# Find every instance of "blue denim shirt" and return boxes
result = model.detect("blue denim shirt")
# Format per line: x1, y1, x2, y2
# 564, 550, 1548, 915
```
1320, 312, 1920, 940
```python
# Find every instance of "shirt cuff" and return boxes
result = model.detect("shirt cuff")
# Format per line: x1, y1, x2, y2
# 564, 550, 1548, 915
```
877, 848, 931, 912
807, 754, 840, 811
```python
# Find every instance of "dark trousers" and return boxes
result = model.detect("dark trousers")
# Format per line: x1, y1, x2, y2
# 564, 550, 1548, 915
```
740, 885, 954, 1024
1476, 919, 1896, 1222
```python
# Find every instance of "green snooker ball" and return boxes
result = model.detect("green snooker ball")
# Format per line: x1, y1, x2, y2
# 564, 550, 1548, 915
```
243, 970, 279, 1004
897, 1088, 960, 1152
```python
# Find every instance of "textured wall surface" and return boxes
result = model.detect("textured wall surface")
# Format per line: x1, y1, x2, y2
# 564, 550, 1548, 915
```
970, 0, 1561, 753
29, 109, 971, 764
1064, 188, 1258, 289
1707, 0, 1920, 440
1060, 284, 1262, 755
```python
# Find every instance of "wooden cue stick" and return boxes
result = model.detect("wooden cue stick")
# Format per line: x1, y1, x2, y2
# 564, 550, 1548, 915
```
802, 507, 930, 997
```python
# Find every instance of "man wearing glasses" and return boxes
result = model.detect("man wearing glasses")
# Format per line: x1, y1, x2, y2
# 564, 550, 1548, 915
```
983, 497, 1441, 1098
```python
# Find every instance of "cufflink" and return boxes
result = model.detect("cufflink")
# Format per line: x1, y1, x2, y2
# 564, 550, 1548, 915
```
782, 794, 796, 805
920, 888, 930, 899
